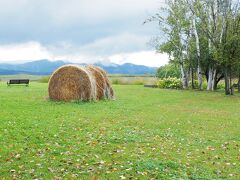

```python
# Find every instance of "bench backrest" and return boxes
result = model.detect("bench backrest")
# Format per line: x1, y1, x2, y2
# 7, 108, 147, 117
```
9, 79, 29, 84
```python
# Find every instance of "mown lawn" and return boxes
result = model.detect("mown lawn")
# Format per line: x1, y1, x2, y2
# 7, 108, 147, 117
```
0, 82, 240, 179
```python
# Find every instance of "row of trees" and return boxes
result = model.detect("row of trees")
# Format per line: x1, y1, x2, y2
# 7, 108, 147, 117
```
146, 0, 240, 95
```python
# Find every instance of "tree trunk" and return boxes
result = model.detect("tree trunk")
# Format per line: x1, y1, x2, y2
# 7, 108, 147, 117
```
214, 73, 224, 90
191, 67, 195, 89
207, 67, 217, 91
212, 69, 217, 91
224, 68, 230, 95
229, 68, 234, 95
238, 74, 240, 92
180, 64, 188, 89
207, 5, 214, 92
207, 67, 213, 91
192, 17, 202, 90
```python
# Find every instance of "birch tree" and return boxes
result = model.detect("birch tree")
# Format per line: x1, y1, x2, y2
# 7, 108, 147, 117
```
145, 0, 191, 89
187, 0, 203, 90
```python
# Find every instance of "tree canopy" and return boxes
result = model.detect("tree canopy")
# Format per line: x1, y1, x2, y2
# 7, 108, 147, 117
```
147, 0, 240, 95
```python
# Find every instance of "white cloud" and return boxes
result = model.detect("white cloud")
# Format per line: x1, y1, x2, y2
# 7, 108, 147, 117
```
0, 41, 168, 67
0, 42, 52, 62
0, 0, 166, 65
109, 51, 169, 67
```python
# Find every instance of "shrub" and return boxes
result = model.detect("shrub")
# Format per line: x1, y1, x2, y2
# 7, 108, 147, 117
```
202, 81, 208, 90
157, 77, 182, 89
217, 82, 225, 89
38, 76, 50, 83
156, 64, 181, 79
112, 79, 121, 85
189, 80, 208, 90
188, 80, 198, 89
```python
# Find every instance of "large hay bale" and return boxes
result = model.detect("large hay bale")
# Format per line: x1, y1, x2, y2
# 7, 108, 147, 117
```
94, 66, 114, 99
86, 66, 106, 100
48, 65, 96, 101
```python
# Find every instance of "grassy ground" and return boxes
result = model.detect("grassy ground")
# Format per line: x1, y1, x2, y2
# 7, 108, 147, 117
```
0, 74, 42, 81
1, 83, 240, 179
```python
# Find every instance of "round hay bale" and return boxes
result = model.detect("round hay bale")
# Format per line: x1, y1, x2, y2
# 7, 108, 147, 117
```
86, 66, 106, 100
48, 65, 96, 101
94, 66, 114, 99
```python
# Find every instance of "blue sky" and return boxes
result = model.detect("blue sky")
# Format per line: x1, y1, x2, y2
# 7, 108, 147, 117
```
0, 0, 168, 67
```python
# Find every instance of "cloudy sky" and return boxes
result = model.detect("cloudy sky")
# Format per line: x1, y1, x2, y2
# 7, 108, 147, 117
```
0, 0, 168, 67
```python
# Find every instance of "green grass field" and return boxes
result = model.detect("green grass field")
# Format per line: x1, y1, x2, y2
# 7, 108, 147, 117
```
1, 83, 240, 179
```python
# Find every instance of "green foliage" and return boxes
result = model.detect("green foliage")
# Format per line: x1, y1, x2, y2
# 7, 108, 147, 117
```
38, 76, 50, 83
189, 80, 198, 89
148, 0, 240, 93
156, 64, 181, 79
189, 80, 208, 90
112, 79, 122, 85
157, 77, 182, 89
216, 81, 225, 90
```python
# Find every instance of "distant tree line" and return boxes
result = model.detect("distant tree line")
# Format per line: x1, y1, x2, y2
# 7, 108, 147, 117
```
146, 0, 240, 95
156, 64, 181, 79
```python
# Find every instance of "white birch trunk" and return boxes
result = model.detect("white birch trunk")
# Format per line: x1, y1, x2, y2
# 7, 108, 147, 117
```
207, 5, 213, 91
180, 63, 188, 89
207, 68, 217, 91
207, 68, 213, 91
192, 17, 202, 90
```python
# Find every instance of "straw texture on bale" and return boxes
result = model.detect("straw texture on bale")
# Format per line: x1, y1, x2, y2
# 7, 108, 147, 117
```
86, 66, 106, 100
94, 66, 114, 99
48, 65, 96, 101
48, 64, 114, 102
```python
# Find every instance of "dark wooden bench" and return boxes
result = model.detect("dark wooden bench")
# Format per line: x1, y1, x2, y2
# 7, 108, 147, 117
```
7, 79, 30, 86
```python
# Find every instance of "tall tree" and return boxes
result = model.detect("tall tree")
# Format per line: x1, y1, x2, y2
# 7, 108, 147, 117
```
187, 0, 203, 90
145, 0, 191, 89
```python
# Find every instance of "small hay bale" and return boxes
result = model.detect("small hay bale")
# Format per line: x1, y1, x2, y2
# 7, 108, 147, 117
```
94, 66, 114, 99
48, 65, 96, 101
86, 65, 106, 100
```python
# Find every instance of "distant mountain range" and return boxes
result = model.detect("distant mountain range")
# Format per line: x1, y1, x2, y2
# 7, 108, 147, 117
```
0, 60, 157, 75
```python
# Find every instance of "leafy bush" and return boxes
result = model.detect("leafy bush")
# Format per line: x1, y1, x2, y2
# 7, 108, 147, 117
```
189, 80, 208, 90
112, 79, 122, 85
202, 81, 208, 90
38, 76, 50, 83
216, 81, 225, 90
156, 64, 181, 79
188, 80, 198, 89
157, 77, 182, 89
